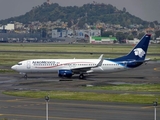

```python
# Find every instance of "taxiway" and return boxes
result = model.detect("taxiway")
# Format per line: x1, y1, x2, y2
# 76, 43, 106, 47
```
0, 62, 159, 120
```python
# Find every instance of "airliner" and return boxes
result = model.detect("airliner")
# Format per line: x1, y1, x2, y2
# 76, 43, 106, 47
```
11, 34, 151, 79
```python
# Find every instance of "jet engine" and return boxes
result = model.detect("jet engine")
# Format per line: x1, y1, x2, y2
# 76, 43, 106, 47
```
58, 70, 73, 78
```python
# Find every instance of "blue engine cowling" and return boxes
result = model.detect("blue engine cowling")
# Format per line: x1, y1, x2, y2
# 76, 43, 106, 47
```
58, 70, 73, 78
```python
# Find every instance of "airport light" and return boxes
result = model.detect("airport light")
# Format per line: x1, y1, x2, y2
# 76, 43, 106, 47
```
153, 100, 158, 120
45, 96, 50, 120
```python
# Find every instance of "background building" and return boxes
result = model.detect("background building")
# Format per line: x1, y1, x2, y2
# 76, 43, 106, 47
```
90, 36, 117, 44
52, 29, 101, 39
0, 24, 15, 31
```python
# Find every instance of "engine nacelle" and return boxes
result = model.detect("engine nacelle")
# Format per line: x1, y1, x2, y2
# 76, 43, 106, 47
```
58, 69, 73, 78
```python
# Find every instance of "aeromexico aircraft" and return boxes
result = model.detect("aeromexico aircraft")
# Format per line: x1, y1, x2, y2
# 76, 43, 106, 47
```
11, 34, 151, 79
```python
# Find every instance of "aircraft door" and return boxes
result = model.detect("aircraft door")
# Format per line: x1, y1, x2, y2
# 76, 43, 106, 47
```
27, 61, 31, 69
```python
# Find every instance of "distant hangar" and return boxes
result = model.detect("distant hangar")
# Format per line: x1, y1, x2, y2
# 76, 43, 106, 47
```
90, 36, 117, 44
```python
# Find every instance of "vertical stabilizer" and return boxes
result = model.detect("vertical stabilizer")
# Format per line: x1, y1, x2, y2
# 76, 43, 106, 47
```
113, 34, 151, 61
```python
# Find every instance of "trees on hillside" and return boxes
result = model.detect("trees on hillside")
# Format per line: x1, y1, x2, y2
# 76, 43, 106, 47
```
155, 30, 160, 38
0, 3, 149, 27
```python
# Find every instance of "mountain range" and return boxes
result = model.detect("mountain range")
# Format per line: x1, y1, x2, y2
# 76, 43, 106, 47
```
0, 2, 150, 27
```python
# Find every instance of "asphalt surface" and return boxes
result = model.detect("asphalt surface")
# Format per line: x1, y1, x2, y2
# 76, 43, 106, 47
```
0, 93, 159, 120
0, 62, 160, 120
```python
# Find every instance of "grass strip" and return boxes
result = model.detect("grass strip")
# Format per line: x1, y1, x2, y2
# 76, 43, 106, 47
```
85, 84, 160, 92
0, 43, 159, 66
0, 69, 14, 73
3, 91, 160, 104
0, 43, 159, 53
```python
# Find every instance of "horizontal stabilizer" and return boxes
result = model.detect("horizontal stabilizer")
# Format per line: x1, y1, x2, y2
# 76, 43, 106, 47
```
145, 58, 150, 62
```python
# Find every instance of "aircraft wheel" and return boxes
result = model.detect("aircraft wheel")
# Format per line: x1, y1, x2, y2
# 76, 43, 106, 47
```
79, 74, 84, 79
24, 74, 28, 79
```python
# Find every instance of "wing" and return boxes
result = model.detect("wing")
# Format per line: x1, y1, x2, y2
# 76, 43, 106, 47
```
67, 54, 103, 74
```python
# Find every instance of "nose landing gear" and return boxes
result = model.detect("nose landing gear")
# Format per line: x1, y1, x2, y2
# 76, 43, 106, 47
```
19, 72, 28, 79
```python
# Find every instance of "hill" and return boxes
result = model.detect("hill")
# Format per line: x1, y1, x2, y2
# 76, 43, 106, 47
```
0, 2, 149, 27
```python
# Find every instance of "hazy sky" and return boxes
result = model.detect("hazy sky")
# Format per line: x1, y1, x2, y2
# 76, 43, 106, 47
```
0, 0, 160, 22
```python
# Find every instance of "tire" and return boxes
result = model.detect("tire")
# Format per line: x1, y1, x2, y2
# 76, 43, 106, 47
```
79, 74, 84, 79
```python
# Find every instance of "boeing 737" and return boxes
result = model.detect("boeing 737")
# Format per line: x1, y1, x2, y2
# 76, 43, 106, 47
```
11, 34, 151, 79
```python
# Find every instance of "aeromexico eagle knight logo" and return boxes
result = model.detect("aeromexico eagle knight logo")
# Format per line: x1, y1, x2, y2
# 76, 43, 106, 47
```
133, 48, 145, 58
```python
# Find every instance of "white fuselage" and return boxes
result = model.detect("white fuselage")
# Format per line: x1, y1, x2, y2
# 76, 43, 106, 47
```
12, 59, 127, 74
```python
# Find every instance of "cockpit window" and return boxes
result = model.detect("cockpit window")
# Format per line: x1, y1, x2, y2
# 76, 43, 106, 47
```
17, 63, 22, 65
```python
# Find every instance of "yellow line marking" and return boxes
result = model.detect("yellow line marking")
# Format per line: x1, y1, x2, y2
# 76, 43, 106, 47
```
142, 106, 153, 109
154, 68, 157, 70
0, 114, 93, 120
7, 98, 39, 102
3, 107, 8, 108
154, 67, 160, 71
142, 106, 160, 109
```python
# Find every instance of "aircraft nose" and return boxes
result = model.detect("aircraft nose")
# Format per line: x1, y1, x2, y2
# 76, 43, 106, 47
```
11, 65, 17, 70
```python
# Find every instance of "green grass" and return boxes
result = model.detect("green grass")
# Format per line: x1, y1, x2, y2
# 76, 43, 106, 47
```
3, 90, 160, 104
0, 43, 159, 66
0, 69, 14, 73
3, 84, 160, 104
0, 43, 159, 53
85, 84, 160, 92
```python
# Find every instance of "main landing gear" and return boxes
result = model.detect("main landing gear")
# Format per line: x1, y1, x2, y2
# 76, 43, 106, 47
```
24, 74, 28, 79
79, 73, 85, 79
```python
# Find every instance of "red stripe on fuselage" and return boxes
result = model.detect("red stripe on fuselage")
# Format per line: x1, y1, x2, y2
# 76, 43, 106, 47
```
35, 61, 95, 69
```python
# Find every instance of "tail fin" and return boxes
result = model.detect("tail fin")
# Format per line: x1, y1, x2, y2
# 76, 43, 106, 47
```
114, 34, 151, 61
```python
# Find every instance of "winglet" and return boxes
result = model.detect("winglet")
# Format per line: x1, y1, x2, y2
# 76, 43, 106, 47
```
96, 54, 103, 67
99, 54, 103, 59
